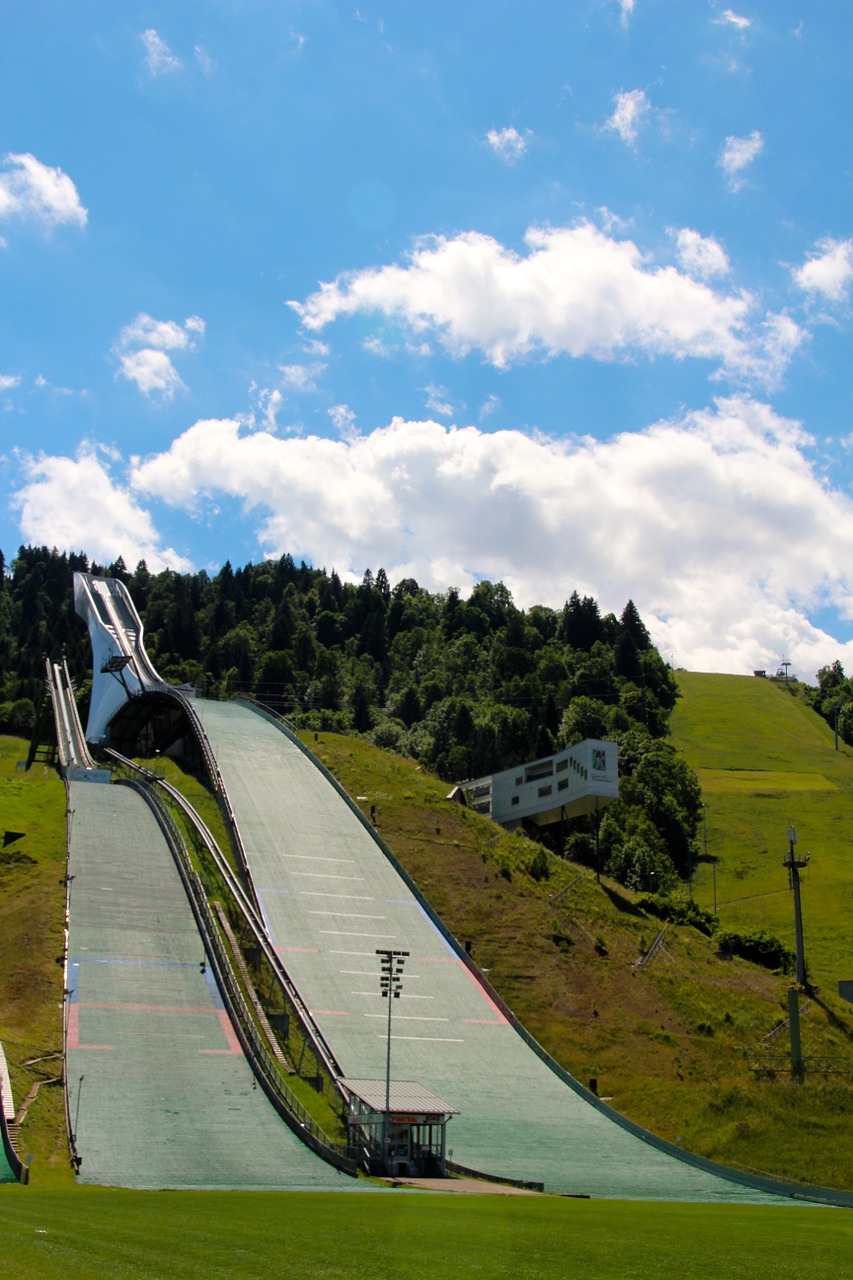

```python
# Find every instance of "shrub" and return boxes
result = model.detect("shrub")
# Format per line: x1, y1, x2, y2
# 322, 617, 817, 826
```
527, 846, 551, 881
634, 891, 717, 936
715, 927, 795, 975
0, 697, 35, 733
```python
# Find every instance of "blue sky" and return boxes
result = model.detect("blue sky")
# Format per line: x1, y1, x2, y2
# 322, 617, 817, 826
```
2, 1, 853, 678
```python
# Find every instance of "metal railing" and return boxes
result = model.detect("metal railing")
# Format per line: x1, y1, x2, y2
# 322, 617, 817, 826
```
119, 779, 356, 1175
0, 1077, 29, 1184
104, 750, 345, 1091
45, 656, 96, 772
763, 1001, 811, 1044
637, 924, 668, 971
746, 1052, 850, 1076
125, 685, 261, 913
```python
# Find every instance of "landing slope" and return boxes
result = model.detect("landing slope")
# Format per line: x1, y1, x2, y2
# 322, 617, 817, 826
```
195, 698, 800, 1202
66, 779, 358, 1191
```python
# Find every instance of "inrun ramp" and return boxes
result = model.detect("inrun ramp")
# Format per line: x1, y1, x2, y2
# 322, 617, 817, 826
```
66, 779, 362, 1190
0, 1042, 16, 1183
195, 700, 801, 1203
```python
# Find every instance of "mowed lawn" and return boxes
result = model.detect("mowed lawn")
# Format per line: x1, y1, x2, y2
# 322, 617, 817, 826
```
1, 1186, 850, 1280
671, 673, 853, 988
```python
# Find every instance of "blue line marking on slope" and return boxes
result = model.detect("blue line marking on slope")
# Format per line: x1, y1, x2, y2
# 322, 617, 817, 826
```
255, 891, 279, 945
201, 958, 225, 1010
414, 903, 456, 955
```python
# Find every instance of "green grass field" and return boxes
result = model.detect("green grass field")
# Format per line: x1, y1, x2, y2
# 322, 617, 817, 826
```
1, 1185, 851, 1280
671, 674, 853, 989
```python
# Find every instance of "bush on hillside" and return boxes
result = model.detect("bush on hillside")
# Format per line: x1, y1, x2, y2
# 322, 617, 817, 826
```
634, 891, 717, 936
715, 927, 795, 975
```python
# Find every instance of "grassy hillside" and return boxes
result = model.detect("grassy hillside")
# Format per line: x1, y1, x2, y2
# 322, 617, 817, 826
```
303, 729, 853, 1192
0, 737, 70, 1185
2, 677, 852, 1193
670, 673, 853, 989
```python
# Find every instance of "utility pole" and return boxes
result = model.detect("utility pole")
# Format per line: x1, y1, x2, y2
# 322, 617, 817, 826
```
783, 826, 810, 987
703, 804, 716, 914
376, 948, 408, 1175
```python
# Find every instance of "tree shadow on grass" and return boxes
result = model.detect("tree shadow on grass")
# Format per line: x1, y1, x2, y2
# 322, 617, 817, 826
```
601, 883, 646, 918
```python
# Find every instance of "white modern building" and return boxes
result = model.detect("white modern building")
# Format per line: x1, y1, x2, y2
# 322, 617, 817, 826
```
461, 738, 618, 831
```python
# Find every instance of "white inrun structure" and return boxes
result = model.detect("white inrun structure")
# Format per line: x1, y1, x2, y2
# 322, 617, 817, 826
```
73, 573, 164, 742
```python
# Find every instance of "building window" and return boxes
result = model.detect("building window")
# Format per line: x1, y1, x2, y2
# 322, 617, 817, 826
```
538, 784, 553, 798
511, 795, 519, 806
557, 779, 568, 792
556, 759, 568, 773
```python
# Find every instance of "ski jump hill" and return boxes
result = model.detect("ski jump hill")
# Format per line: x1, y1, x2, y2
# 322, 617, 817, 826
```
49, 571, 849, 1205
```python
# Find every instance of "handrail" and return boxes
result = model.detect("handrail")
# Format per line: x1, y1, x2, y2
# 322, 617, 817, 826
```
45, 656, 96, 772
103, 749, 346, 1090
237, 697, 518, 1027
60, 777, 83, 1175
638, 924, 668, 971
120, 686, 261, 914
62, 656, 94, 769
0, 1080, 28, 1184
445, 1157, 543, 1192
117, 778, 356, 1175
0, 1048, 29, 1185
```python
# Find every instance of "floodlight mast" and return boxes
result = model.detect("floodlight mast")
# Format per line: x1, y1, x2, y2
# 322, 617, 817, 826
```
783, 826, 809, 987
376, 948, 409, 1175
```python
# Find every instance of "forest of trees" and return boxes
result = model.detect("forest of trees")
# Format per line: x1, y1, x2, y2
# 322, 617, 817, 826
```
808, 660, 853, 745
1, 544, 701, 893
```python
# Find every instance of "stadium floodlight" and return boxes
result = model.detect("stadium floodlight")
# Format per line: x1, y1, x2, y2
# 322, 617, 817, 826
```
376, 948, 409, 1174
783, 825, 810, 989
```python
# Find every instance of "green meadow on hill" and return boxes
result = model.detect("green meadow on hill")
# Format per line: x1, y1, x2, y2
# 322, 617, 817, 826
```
670, 673, 853, 989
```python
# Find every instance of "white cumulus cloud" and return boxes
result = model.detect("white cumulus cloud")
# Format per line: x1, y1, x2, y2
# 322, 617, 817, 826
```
792, 238, 853, 303
605, 89, 649, 147
673, 228, 731, 280
423, 383, 455, 417
290, 222, 802, 385
714, 9, 751, 29
329, 404, 357, 436
0, 152, 87, 230
117, 350, 186, 401
719, 130, 763, 191
13, 444, 190, 572
141, 29, 182, 76
279, 362, 325, 392
119, 313, 203, 352
485, 127, 529, 164
114, 313, 204, 400
118, 397, 853, 677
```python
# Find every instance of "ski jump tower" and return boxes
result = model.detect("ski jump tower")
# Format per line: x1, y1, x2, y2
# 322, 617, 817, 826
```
73, 573, 164, 742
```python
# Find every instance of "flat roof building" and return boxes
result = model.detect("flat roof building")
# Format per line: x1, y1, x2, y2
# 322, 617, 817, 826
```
461, 738, 618, 831
342, 1079, 458, 1177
